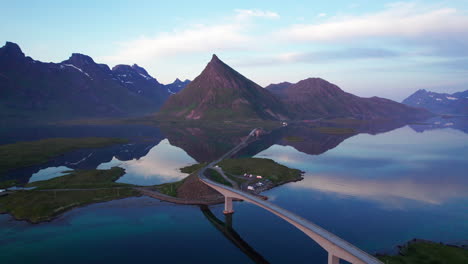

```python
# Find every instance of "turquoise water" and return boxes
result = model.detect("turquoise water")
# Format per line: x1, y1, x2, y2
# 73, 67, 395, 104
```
0, 125, 467, 263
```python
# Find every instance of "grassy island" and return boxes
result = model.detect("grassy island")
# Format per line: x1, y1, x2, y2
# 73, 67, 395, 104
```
378, 240, 468, 264
217, 158, 302, 185
27, 167, 130, 189
0, 167, 139, 223
0, 137, 128, 176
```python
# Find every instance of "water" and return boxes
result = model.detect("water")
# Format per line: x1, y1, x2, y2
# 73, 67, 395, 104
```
97, 139, 197, 185
255, 126, 468, 253
0, 123, 467, 263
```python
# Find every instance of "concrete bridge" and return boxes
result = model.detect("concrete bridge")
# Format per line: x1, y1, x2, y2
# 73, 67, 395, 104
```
198, 128, 383, 264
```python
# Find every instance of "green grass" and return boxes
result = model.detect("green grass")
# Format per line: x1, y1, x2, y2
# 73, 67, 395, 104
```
378, 240, 468, 264
283, 136, 304, 142
27, 167, 131, 190
225, 172, 248, 185
0, 188, 139, 223
0, 137, 128, 176
154, 178, 187, 197
205, 168, 233, 187
217, 158, 302, 184
180, 163, 207, 174
0, 179, 19, 189
312, 126, 356, 135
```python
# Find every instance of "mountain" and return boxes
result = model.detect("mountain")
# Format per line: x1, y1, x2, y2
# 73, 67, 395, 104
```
165, 78, 190, 94
267, 78, 432, 120
0, 41, 169, 123
264, 82, 292, 95
402, 89, 468, 115
158, 55, 289, 120
111, 63, 168, 105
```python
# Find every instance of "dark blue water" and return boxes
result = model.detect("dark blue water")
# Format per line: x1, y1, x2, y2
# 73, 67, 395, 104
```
0, 125, 467, 263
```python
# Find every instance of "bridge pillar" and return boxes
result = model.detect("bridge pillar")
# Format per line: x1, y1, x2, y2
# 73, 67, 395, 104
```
328, 253, 340, 264
223, 196, 234, 214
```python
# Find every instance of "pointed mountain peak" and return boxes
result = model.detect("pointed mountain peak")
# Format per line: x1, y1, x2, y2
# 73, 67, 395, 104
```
0, 41, 25, 57
211, 54, 220, 61
173, 78, 182, 83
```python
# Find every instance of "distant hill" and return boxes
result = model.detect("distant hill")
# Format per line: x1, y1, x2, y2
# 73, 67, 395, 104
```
264, 82, 292, 95
165, 78, 190, 94
266, 78, 431, 120
0, 41, 169, 123
158, 55, 289, 120
402, 89, 468, 115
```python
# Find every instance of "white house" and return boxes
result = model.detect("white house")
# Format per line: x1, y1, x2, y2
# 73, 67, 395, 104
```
256, 175, 263, 179
247, 186, 255, 191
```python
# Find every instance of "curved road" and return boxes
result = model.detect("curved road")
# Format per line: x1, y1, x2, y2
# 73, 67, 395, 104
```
198, 128, 383, 264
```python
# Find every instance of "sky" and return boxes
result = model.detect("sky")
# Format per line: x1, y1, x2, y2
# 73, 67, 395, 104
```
1, 0, 468, 101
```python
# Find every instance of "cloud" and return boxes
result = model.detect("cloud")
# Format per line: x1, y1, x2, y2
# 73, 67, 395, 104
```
100, 9, 278, 64
234, 9, 279, 19
290, 173, 468, 208
317, 13, 327, 18
100, 23, 251, 64
235, 47, 401, 67
278, 3, 468, 42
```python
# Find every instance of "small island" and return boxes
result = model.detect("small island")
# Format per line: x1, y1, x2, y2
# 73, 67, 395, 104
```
0, 167, 139, 223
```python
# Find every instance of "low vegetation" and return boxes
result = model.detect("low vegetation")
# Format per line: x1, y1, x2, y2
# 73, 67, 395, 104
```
224, 172, 248, 186
0, 179, 18, 189
0, 188, 139, 223
205, 168, 233, 187
153, 178, 187, 197
27, 167, 131, 189
180, 163, 207, 174
378, 240, 468, 264
217, 158, 302, 184
312, 126, 356, 135
0, 167, 140, 223
0, 137, 128, 176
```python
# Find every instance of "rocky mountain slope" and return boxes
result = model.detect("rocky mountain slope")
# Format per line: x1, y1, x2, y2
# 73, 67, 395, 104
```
266, 78, 432, 120
0, 42, 169, 123
158, 55, 289, 120
402, 89, 468, 115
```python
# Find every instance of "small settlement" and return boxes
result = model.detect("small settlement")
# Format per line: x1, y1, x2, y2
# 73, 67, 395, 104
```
242, 173, 271, 193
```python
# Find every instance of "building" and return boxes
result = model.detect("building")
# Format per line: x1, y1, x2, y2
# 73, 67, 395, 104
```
247, 186, 255, 191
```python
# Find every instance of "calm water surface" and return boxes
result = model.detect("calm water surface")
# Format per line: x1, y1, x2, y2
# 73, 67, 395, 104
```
0, 125, 467, 263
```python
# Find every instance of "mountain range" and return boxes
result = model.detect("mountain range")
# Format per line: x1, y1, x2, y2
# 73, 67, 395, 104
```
402, 89, 468, 116
1, 41, 433, 123
0, 42, 188, 123
159, 55, 431, 121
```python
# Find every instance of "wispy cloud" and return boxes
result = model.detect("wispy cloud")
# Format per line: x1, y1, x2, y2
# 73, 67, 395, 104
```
234, 9, 279, 19
236, 47, 401, 67
278, 3, 468, 42
100, 23, 251, 64
100, 9, 278, 64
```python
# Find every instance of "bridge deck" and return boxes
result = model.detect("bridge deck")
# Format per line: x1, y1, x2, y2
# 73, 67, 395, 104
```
198, 128, 383, 264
